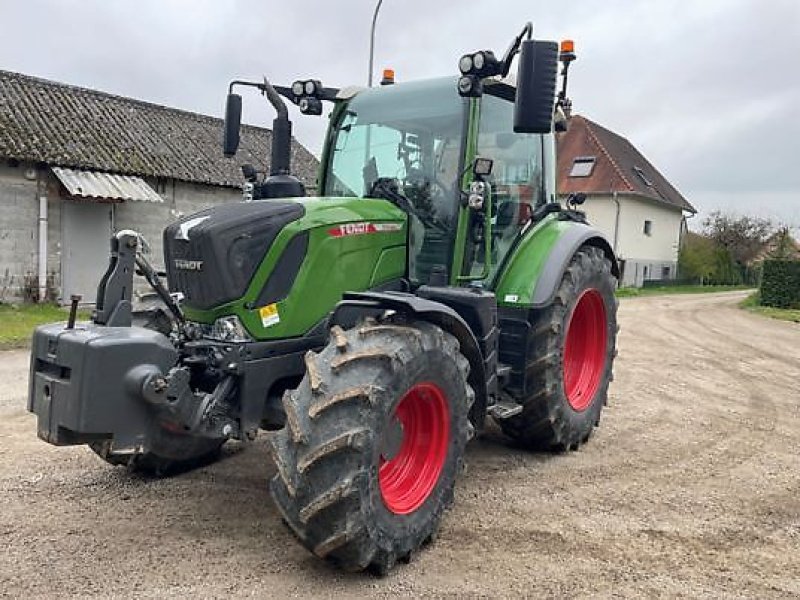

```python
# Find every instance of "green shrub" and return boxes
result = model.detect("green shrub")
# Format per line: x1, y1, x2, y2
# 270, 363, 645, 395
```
760, 260, 800, 308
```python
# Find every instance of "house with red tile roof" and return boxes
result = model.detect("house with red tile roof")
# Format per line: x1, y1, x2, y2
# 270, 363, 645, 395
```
558, 115, 696, 287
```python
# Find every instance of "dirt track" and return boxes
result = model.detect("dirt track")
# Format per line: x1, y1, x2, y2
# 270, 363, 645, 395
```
1, 291, 799, 598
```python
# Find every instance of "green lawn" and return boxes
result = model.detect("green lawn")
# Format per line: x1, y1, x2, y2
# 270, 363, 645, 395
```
615, 284, 753, 298
0, 303, 90, 349
740, 293, 800, 323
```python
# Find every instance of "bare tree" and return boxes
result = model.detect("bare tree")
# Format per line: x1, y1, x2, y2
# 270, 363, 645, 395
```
702, 211, 775, 265
768, 226, 800, 260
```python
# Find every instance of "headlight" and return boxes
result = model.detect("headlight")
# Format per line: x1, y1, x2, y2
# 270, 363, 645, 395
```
208, 315, 252, 342
457, 75, 482, 97
468, 181, 486, 209
458, 75, 474, 94
468, 193, 484, 209
470, 181, 486, 194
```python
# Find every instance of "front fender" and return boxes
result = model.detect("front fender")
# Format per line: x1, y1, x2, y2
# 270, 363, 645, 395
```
330, 291, 489, 431
494, 215, 618, 309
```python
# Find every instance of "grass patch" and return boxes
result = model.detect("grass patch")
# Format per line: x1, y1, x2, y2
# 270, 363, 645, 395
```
0, 303, 91, 349
740, 292, 800, 323
616, 284, 752, 298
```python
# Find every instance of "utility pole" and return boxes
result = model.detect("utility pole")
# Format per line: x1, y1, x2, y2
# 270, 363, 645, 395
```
367, 0, 384, 87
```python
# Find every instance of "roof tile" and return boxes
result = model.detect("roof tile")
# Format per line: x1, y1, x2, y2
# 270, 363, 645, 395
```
0, 70, 318, 188
557, 115, 695, 213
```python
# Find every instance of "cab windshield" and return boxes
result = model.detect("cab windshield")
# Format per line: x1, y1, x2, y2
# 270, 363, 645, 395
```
323, 78, 467, 284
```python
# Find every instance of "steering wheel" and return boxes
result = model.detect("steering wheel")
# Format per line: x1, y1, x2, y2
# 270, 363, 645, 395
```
401, 173, 453, 234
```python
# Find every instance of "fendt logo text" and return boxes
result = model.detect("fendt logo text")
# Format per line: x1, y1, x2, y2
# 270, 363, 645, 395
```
174, 259, 203, 271
328, 222, 402, 238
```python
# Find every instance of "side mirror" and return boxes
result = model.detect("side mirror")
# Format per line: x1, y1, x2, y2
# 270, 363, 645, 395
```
567, 192, 587, 207
513, 40, 558, 134
223, 93, 242, 157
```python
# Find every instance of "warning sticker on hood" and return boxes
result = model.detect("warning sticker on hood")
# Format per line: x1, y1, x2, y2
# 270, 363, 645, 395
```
258, 303, 280, 328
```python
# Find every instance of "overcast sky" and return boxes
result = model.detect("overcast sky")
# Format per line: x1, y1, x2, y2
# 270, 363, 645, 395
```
2, 0, 798, 229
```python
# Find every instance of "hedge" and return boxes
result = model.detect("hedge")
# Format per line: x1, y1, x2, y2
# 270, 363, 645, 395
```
760, 260, 800, 308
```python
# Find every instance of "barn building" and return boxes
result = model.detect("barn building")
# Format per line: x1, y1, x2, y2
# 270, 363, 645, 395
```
0, 70, 318, 303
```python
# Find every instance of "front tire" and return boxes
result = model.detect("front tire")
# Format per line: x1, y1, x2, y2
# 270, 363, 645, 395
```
498, 245, 618, 450
90, 426, 226, 477
268, 319, 473, 574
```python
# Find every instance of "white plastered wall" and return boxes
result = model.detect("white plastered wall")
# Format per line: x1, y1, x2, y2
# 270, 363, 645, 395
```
564, 193, 685, 286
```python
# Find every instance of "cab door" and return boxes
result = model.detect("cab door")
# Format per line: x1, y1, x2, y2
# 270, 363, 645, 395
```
460, 90, 545, 282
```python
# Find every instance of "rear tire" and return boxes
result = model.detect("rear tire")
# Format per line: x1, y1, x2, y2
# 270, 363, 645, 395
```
268, 319, 473, 574
498, 245, 617, 450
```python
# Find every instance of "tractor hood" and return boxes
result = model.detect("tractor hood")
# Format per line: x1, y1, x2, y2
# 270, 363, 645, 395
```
164, 201, 305, 311
165, 197, 407, 340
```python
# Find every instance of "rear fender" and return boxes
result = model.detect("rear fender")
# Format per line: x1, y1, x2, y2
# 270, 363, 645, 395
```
494, 217, 618, 309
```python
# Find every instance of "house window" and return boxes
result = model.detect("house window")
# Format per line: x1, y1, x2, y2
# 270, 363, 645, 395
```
569, 156, 595, 177
643, 220, 653, 236
662, 266, 671, 279
633, 165, 653, 186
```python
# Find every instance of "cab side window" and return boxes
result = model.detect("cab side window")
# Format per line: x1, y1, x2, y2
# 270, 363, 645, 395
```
476, 92, 543, 279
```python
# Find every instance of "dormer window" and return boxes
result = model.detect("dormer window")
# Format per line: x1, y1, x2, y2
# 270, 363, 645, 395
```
633, 165, 653, 186
569, 156, 595, 177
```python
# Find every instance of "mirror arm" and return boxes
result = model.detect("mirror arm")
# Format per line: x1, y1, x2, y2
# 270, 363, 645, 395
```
228, 80, 262, 94
228, 80, 292, 117
274, 85, 341, 104
500, 21, 533, 77
557, 61, 573, 114
232, 82, 340, 111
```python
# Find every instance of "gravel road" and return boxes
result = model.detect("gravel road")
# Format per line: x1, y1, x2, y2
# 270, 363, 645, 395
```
1, 291, 799, 598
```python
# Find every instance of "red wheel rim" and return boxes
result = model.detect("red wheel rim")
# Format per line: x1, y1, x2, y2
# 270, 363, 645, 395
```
379, 382, 450, 515
563, 289, 608, 412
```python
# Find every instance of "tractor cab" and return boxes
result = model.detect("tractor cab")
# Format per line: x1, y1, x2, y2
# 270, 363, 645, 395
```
319, 77, 555, 287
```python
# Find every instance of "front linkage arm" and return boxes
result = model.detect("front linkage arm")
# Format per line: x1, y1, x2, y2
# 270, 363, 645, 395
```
94, 230, 185, 331
29, 228, 268, 464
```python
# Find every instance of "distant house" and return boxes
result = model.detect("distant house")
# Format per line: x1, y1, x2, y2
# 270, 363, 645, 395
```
0, 70, 318, 304
751, 230, 800, 264
558, 115, 696, 287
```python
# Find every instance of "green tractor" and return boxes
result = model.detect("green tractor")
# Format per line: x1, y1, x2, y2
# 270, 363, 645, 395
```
28, 25, 618, 574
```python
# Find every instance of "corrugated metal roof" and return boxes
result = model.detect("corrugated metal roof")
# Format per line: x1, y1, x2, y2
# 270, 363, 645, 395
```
52, 167, 164, 203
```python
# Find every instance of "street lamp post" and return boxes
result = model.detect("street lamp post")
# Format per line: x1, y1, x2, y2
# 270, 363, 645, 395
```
367, 0, 384, 87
